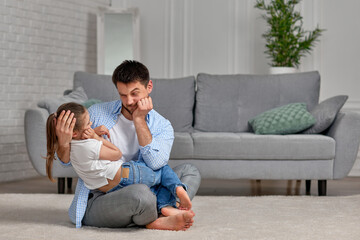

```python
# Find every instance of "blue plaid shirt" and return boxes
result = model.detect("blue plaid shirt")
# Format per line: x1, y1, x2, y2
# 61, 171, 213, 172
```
60, 100, 174, 228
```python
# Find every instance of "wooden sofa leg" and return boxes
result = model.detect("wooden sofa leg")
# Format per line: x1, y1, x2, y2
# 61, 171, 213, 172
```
305, 180, 311, 195
295, 180, 301, 195
318, 180, 327, 196
67, 178, 72, 192
58, 178, 65, 194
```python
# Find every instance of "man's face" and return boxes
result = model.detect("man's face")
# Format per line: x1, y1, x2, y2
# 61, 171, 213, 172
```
116, 80, 153, 115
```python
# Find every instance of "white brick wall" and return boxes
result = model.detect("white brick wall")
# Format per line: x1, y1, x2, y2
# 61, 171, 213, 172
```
0, 0, 108, 182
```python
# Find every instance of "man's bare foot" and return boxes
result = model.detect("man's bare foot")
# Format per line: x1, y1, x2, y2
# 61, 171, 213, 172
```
176, 186, 192, 210
146, 211, 195, 231
161, 206, 193, 216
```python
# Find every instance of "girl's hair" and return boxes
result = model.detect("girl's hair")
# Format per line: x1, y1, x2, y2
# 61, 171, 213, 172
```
46, 102, 86, 182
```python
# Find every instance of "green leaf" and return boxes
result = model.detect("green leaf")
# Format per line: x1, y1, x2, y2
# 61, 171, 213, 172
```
254, 0, 325, 68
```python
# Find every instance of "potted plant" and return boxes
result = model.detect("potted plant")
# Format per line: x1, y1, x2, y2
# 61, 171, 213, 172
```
254, 0, 324, 74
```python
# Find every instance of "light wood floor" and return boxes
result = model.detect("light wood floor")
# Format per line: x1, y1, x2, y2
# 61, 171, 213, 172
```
1, 176, 360, 196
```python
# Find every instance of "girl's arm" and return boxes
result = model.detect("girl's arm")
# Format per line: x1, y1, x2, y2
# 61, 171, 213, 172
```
82, 128, 122, 161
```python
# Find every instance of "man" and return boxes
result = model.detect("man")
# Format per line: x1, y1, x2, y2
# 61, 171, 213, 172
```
55, 60, 201, 230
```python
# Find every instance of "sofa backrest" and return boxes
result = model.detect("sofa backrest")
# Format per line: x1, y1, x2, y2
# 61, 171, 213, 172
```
151, 76, 195, 132
194, 71, 320, 132
73, 71, 195, 132
73, 71, 119, 102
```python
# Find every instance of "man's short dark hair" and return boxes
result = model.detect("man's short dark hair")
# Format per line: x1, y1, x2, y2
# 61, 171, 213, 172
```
112, 60, 150, 87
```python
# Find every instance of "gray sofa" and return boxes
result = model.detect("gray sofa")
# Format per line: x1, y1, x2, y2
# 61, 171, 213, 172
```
25, 71, 360, 195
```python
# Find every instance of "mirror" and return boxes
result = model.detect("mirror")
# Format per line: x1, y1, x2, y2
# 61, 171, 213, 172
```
97, 8, 140, 75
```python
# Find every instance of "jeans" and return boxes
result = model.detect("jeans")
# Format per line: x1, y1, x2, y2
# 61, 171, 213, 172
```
82, 163, 201, 228
107, 161, 187, 211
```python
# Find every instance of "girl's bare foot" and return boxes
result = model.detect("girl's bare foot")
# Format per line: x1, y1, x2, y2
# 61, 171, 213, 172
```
146, 211, 195, 231
176, 186, 192, 210
161, 206, 192, 216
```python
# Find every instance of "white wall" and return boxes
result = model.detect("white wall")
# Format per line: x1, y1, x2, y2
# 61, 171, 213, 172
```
317, 0, 360, 175
114, 0, 360, 175
1, 0, 360, 182
112, 0, 360, 102
0, 0, 108, 182
113, 0, 260, 77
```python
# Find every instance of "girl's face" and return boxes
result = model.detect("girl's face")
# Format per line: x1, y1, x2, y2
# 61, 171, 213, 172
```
73, 111, 92, 139
80, 111, 92, 130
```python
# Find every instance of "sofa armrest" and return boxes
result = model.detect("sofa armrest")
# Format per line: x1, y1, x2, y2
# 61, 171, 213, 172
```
325, 111, 360, 179
24, 108, 49, 176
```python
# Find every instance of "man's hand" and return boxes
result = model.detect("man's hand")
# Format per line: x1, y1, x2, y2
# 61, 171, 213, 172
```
132, 96, 153, 121
55, 110, 76, 148
94, 125, 110, 139
132, 96, 153, 147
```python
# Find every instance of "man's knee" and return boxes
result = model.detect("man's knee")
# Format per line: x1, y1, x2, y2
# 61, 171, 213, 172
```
83, 185, 157, 228
126, 184, 158, 226
184, 163, 201, 176
173, 163, 201, 179
172, 163, 201, 200
126, 184, 157, 209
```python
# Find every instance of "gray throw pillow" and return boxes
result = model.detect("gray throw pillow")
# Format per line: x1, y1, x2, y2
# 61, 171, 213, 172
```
37, 87, 88, 114
302, 95, 348, 134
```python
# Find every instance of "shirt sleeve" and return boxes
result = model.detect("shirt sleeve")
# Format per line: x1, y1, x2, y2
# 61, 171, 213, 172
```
92, 140, 103, 160
88, 104, 98, 128
139, 117, 174, 170
72, 139, 103, 162
55, 152, 72, 167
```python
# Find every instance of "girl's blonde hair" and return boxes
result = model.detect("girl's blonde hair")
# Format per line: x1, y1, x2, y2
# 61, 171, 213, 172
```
46, 102, 86, 182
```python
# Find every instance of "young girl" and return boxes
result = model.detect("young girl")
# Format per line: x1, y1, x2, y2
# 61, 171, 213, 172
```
46, 102, 191, 214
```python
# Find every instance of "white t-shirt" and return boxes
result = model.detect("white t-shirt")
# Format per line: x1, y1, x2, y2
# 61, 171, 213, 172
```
109, 113, 140, 162
70, 139, 123, 190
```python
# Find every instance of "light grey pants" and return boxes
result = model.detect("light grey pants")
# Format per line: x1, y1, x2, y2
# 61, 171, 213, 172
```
82, 163, 201, 228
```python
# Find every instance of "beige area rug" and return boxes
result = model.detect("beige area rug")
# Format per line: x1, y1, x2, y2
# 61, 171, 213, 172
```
0, 194, 360, 240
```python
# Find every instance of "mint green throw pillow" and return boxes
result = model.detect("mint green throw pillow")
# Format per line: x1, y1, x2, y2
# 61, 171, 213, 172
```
248, 103, 316, 135
82, 99, 102, 109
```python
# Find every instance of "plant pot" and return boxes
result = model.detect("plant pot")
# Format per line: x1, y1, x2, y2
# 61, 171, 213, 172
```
269, 67, 298, 74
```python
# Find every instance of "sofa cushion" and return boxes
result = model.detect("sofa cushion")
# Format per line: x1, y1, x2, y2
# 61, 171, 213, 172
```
151, 76, 195, 132
191, 132, 335, 160
302, 95, 348, 134
37, 87, 88, 114
170, 132, 194, 159
168, 159, 334, 180
248, 103, 316, 134
194, 71, 320, 132
73, 71, 119, 102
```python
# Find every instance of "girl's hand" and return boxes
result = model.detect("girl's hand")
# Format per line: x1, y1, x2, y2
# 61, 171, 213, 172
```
94, 125, 110, 139
82, 128, 96, 140
55, 110, 76, 147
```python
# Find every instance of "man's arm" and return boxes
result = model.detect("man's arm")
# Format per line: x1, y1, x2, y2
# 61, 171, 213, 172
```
55, 110, 76, 164
133, 97, 153, 147
132, 96, 174, 170
139, 119, 174, 170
